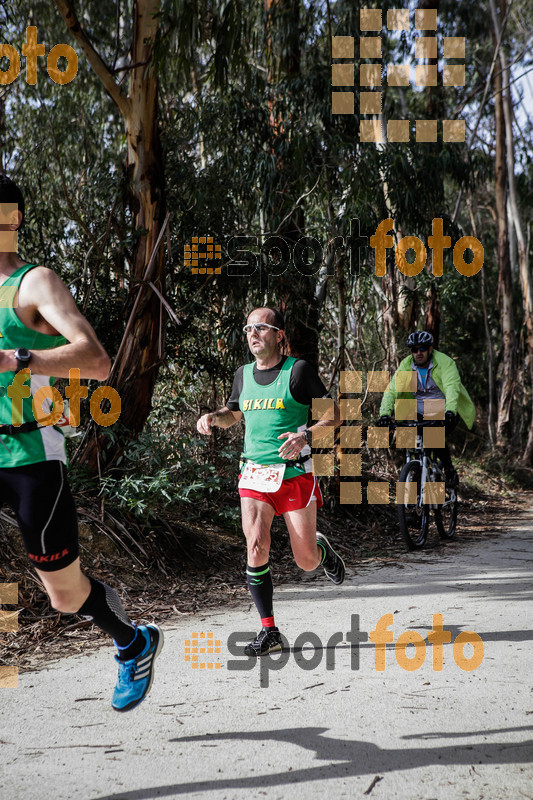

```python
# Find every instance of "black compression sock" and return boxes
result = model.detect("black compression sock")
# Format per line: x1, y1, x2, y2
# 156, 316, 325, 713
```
115, 627, 147, 661
246, 564, 275, 627
77, 577, 143, 657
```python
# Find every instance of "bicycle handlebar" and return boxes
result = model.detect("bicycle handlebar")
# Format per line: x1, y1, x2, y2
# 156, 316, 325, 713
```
389, 420, 445, 427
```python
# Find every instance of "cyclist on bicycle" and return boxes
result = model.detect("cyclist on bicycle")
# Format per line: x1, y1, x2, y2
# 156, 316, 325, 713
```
376, 331, 475, 487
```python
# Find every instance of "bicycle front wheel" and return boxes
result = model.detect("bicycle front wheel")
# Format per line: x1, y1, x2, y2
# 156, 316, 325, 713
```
397, 461, 429, 550
435, 484, 458, 540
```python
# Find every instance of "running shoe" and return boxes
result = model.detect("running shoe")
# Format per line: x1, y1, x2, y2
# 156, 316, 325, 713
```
316, 532, 345, 585
112, 624, 164, 712
244, 627, 283, 657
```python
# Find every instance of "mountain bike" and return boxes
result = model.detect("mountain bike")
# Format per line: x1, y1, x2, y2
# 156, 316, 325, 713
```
393, 420, 458, 550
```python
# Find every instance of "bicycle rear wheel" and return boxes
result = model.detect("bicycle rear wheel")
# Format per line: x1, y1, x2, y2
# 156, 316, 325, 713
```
435, 484, 458, 540
397, 461, 429, 550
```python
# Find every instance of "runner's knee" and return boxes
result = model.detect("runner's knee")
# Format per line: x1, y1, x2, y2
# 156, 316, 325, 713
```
247, 537, 270, 564
294, 550, 321, 571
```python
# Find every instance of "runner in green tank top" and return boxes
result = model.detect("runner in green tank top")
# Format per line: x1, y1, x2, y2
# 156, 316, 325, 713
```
0, 175, 162, 711
0, 262, 67, 467
197, 307, 345, 657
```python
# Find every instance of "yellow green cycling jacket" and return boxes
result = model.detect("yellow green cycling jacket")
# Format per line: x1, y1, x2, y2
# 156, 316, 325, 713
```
379, 349, 476, 429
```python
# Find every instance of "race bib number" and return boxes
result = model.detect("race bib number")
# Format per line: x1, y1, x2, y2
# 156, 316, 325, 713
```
55, 401, 81, 438
238, 462, 286, 493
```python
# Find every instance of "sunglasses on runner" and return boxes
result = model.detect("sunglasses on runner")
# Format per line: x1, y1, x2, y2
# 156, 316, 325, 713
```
411, 346, 429, 353
243, 323, 281, 334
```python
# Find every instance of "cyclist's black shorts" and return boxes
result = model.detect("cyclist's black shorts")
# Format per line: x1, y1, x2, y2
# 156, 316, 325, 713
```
0, 460, 79, 572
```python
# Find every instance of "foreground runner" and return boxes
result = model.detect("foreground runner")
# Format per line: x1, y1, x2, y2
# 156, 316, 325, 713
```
197, 307, 343, 656
0, 175, 162, 710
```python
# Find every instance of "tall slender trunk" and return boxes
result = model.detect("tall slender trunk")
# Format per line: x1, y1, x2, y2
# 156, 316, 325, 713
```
263, 0, 319, 367
423, 284, 441, 348
490, 5, 515, 446
0, 96, 4, 172
418, 0, 443, 346
471, 204, 496, 447
337, 254, 346, 375
492, 0, 533, 461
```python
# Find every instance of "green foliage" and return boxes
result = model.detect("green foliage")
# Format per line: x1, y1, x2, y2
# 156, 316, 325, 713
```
1, 0, 532, 525
96, 391, 242, 527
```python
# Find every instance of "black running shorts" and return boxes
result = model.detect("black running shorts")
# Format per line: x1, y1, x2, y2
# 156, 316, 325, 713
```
0, 460, 79, 572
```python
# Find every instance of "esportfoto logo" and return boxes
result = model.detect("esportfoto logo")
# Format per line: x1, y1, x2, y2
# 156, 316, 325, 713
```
185, 614, 484, 688
187, 217, 484, 278
312, 372, 449, 505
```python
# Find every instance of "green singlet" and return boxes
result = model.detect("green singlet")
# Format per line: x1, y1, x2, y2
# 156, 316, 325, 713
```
0, 263, 67, 467
239, 356, 309, 479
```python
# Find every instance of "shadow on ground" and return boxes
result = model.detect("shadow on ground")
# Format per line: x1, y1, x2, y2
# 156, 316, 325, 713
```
93, 725, 533, 800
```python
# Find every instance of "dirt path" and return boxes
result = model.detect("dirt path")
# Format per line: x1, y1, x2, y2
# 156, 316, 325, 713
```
1, 509, 532, 800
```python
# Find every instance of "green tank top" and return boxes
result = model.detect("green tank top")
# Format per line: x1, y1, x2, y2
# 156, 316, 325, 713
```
239, 357, 310, 479
0, 263, 67, 467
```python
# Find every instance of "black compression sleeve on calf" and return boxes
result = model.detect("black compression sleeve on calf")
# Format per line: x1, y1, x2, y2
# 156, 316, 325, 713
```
77, 576, 136, 648
246, 564, 274, 621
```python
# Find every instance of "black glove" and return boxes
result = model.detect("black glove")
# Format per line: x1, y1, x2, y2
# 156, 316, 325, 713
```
445, 411, 457, 431
376, 415, 393, 427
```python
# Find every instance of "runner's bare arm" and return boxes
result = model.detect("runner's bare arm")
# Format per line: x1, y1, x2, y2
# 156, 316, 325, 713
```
0, 267, 109, 379
197, 407, 243, 435
278, 400, 340, 458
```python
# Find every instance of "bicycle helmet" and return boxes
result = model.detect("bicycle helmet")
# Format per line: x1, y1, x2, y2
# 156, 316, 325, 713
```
407, 330, 433, 348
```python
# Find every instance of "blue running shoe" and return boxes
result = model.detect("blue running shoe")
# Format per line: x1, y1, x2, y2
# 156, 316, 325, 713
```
112, 624, 164, 712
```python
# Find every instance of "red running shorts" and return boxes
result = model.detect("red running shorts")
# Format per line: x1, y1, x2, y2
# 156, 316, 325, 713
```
239, 473, 323, 516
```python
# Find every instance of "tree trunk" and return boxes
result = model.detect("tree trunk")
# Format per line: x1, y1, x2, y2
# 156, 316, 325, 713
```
414, 0, 442, 347
490, 4, 515, 447
337, 252, 346, 375
423, 283, 441, 347
263, 0, 319, 367
382, 257, 399, 368
0, 96, 4, 172
492, 0, 533, 461
55, 0, 166, 468
377, 0, 446, 362
417, 0, 443, 119
471, 203, 496, 447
